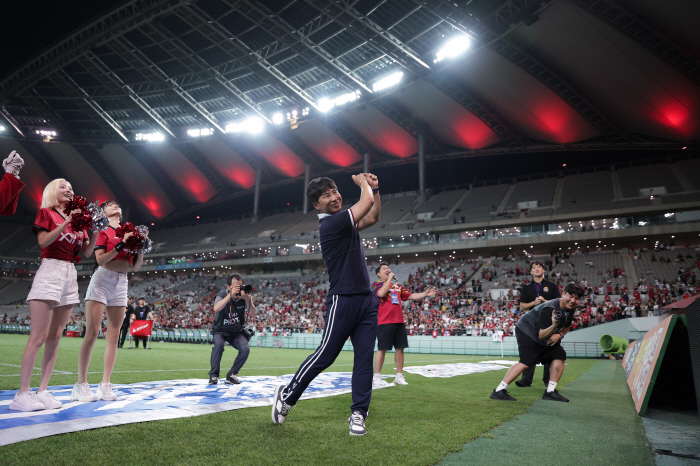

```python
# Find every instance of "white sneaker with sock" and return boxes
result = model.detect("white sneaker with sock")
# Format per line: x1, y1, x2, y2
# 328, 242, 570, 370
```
71, 382, 98, 402
96, 382, 118, 401
394, 373, 408, 385
9, 390, 46, 412
36, 390, 62, 409
372, 373, 382, 387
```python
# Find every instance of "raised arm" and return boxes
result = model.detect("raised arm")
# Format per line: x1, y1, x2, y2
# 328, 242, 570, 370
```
349, 173, 375, 225
357, 173, 380, 231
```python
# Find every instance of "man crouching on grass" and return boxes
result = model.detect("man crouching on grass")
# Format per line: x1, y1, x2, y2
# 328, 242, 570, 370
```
490, 283, 583, 403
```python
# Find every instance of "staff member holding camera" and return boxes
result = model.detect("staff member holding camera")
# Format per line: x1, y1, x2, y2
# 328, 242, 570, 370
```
209, 273, 256, 385
490, 283, 583, 403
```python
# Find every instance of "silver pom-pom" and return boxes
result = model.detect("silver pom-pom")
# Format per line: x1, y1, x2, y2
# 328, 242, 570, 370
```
87, 201, 110, 233
136, 237, 153, 255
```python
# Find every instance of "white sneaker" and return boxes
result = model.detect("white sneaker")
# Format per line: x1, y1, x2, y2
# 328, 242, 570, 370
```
8, 390, 46, 412
96, 382, 117, 401
394, 373, 408, 385
372, 373, 382, 388
348, 410, 367, 436
35, 390, 62, 409
71, 382, 98, 402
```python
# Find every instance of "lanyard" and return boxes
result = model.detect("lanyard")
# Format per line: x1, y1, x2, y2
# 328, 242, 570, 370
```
534, 282, 542, 296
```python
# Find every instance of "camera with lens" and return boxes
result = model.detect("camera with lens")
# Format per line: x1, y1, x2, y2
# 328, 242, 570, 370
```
235, 284, 253, 296
242, 326, 255, 340
553, 309, 570, 332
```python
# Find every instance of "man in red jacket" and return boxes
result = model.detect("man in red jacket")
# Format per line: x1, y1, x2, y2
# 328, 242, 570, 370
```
0, 151, 24, 215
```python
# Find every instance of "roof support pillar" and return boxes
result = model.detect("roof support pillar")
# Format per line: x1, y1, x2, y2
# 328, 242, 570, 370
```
303, 164, 311, 214
418, 132, 426, 203
252, 166, 262, 224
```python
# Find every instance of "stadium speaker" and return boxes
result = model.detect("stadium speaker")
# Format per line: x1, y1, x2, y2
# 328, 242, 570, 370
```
685, 298, 700, 420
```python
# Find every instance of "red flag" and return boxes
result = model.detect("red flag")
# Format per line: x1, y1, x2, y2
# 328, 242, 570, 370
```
130, 320, 153, 337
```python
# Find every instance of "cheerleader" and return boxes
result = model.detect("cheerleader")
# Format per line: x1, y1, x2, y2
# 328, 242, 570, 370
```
9, 179, 98, 411
73, 201, 146, 402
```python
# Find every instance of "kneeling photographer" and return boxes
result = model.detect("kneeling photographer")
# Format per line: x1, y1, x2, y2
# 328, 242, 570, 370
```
490, 283, 583, 403
208, 273, 256, 385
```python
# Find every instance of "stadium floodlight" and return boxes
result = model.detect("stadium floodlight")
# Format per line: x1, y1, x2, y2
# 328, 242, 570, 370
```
272, 113, 284, 124
434, 34, 471, 63
226, 117, 264, 134
135, 132, 165, 142
317, 90, 361, 113
187, 128, 214, 137
36, 129, 57, 137
373, 72, 404, 92
0, 125, 5, 131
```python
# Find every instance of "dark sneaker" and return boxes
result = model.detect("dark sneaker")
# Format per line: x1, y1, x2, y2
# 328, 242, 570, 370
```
490, 389, 516, 401
348, 410, 367, 436
271, 385, 292, 424
542, 389, 569, 402
208, 377, 218, 385
225, 375, 240, 385
515, 380, 531, 388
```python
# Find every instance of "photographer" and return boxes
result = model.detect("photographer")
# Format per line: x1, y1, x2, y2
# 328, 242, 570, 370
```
208, 273, 256, 385
490, 283, 583, 403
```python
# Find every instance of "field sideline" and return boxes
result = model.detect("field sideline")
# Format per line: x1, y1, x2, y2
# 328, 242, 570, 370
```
1, 335, 631, 465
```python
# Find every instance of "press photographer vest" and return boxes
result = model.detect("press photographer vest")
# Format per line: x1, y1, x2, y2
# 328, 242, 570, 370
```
212, 297, 247, 335
515, 299, 571, 346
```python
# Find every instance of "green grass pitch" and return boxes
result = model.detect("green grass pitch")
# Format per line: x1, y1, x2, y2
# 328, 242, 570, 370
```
1, 335, 604, 465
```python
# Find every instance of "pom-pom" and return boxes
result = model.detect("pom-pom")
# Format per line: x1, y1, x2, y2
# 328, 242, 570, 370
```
63, 196, 87, 216
86, 201, 110, 233
115, 222, 151, 254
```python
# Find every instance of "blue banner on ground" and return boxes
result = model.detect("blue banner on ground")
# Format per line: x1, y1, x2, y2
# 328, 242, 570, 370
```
0, 372, 393, 446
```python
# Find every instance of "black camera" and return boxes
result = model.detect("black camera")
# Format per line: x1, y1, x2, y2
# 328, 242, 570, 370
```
234, 284, 253, 296
553, 309, 570, 331
242, 326, 255, 340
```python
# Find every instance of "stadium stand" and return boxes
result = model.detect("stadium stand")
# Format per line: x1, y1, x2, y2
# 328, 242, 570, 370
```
453, 183, 510, 223
617, 163, 684, 198
558, 171, 615, 213
507, 177, 558, 208
416, 189, 466, 218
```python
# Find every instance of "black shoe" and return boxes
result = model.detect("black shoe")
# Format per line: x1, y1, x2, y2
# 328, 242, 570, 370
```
225, 375, 240, 385
515, 380, 531, 388
209, 377, 218, 385
490, 389, 516, 401
542, 389, 569, 402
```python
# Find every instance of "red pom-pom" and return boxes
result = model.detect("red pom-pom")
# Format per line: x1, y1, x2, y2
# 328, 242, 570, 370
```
63, 196, 87, 216
63, 196, 93, 231
115, 222, 144, 250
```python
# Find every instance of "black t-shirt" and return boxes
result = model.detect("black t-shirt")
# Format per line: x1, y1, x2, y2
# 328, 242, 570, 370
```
519, 279, 560, 307
211, 290, 248, 335
122, 305, 135, 326
516, 299, 568, 346
318, 210, 370, 295
134, 305, 151, 320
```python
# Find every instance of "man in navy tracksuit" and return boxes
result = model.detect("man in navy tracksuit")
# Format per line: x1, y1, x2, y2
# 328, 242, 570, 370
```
272, 172, 381, 436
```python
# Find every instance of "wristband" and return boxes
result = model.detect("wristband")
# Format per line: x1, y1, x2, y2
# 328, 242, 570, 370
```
372, 187, 379, 193
115, 241, 126, 252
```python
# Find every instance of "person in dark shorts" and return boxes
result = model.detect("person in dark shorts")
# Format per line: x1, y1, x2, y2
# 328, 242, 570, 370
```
490, 283, 583, 403
372, 263, 435, 386
516, 260, 560, 388
272, 173, 381, 436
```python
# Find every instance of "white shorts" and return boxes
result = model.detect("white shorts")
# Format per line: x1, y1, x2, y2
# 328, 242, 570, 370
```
27, 259, 80, 306
85, 266, 128, 307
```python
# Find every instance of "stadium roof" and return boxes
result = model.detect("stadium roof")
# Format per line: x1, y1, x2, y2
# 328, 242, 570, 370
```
0, 0, 698, 224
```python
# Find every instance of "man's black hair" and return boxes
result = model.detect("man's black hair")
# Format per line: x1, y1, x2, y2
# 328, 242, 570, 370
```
530, 260, 544, 271
375, 262, 389, 276
563, 283, 584, 297
138, 297, 145, 301
226, 273, 243, 286
306, 177, 338, 204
